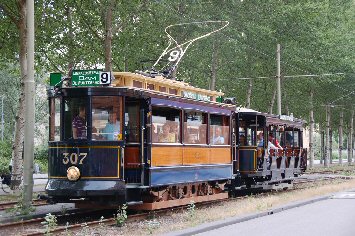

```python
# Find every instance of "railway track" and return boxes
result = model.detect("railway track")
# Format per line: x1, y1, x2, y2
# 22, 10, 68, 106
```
0, 174, 351, 236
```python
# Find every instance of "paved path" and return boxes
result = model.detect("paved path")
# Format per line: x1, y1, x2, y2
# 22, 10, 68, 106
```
170, 189, 355, 236
0, 174, 48, 196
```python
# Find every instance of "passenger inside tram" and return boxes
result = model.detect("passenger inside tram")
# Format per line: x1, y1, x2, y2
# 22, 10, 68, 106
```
72, 105, 86, 139
158, 123, 176, 143
102, 111, 121, 140
212, 127, 225, 144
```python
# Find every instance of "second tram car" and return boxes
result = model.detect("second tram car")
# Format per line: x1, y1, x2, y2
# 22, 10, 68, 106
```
46, 71, 307, 209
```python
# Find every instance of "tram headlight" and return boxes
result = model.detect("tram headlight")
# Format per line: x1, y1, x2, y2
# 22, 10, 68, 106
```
67, 166, 80, 181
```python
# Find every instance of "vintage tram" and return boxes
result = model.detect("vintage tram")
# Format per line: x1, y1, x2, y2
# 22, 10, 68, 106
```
46, 70, 307, 209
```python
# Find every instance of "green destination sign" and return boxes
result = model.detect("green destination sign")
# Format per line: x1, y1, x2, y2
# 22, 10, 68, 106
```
71, 70, 101, 87
71, 70, 112, 87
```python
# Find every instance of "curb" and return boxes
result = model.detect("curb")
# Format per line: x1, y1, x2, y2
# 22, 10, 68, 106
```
166, 192, 339, 236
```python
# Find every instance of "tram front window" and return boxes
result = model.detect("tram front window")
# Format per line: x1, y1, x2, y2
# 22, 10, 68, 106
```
63, 97, 87, 140
92, 96, 122, 141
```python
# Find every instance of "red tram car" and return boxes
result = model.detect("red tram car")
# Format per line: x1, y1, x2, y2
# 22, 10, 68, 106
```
46, 71, 307, 209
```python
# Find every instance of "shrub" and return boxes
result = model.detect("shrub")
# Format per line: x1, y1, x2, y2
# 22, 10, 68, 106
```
0, 141, 12, 174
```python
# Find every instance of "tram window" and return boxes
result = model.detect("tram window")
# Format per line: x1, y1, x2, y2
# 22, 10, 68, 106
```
159, 86, 167, 93
49, 98, 61, 141
125, 103, 140, 142
246, 127, 256, 146
91, 97, 121, 141
63, 97, 87, 140
147, 83, 155, 90
152, 107, 180, 143
133, 80, 143, 88
275, 131, 282, 146
169, 88, 177, 95
210, 115, 229, 145
294, 131, 299, 147
184, 111, 207, 144
285, 131, 294, 147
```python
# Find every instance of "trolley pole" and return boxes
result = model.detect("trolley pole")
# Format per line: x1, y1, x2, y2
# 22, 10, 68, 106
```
276, 44, 282, 116
23, 0, 35, 208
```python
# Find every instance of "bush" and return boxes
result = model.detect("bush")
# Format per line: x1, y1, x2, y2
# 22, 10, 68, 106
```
0, 141, 12, 174
34, 145, 48, 173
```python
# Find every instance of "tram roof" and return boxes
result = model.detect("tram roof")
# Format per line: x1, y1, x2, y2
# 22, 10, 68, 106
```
236, 107, 305, 128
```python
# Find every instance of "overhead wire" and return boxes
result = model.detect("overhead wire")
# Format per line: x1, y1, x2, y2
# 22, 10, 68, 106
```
160, 2, 354, 107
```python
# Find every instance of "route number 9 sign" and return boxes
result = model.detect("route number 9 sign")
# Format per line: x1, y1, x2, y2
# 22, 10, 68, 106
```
99, 71, 111, 85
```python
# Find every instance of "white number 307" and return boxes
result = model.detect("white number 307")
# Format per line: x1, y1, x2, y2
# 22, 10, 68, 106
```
62, 152, 87, 165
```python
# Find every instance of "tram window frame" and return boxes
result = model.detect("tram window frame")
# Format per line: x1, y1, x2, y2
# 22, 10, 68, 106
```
91, 96, 122, 141
152, 106, 181, 144
125, 102, 140, 143
184, 111, 208, 145
210, 114, 230, 145
49, 97, 61, 141
284, 130, 295, 147
63, 97, 88, 141
293, 130, 300, 147
238, 116, 258, 146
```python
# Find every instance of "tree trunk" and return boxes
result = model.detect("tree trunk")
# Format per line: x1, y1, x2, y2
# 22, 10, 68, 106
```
66, 5, 74, 76
245, 80, 252, 108
320, 129, 324, 165
11, 0, 27, 190
329, 129, 333, 164
210, 39, 218, 90
104, 0, 115, 71
349, 110, 354, 164
283, 89, 289, 115
339, 110, 343, 165
309, 89, 314, 168
268, 89, 277, 114
325, 105, 330, 167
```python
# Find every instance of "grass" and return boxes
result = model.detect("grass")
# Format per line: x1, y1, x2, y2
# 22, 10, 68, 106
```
0, 194, 18, 203
306, 164, 355, 175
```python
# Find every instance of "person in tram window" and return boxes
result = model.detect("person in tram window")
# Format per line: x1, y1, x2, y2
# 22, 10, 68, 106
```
102, 111, 121, 140
267, 133, 279, 157
212, 127, 225, 145
92, 126, 101, 140
270, 133, 283, 150
158, 123, 175, 143
170, 122, 180, 142
197, 125, 206, 144
72, 105, 87, 139
257, 132, 264, 147
152, 123, 159, 142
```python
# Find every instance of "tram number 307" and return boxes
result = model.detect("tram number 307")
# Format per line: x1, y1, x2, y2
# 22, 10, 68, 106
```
62, 152, 87, 165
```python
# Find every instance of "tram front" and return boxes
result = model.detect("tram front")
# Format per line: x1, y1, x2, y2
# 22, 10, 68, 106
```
46, 86, 126, 205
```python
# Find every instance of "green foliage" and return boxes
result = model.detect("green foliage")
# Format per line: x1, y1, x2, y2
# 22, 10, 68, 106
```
145, 218, 160, 235
42, 213, 58, 236
0, 141, 12, 174
186, 201, 196, 219
114, 204, 128, 227
34, 144, 48, 173
0, 0, 354, 154
6, 191, 36, 216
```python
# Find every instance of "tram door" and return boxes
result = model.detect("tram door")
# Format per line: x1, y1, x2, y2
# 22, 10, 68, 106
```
124, 98, 148, 185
